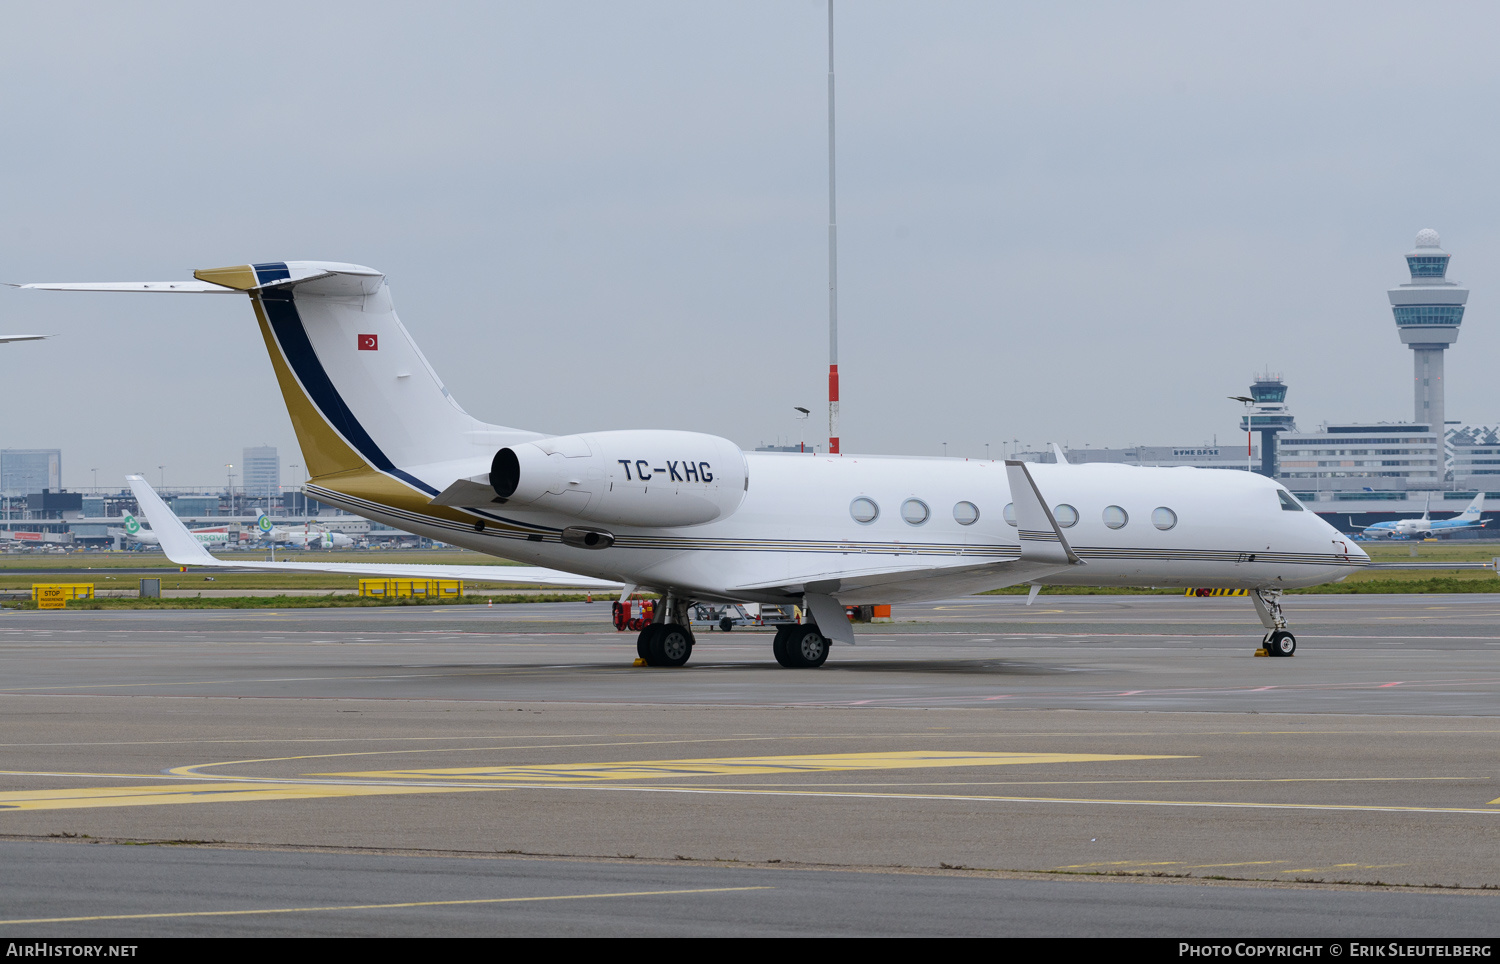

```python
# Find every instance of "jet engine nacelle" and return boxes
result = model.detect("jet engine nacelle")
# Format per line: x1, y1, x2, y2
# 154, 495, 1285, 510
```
491, 430, 748, 528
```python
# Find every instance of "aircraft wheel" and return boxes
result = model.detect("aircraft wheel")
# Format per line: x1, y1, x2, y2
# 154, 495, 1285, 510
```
789, 627, 830, 668
1266, 630, 1296, 657
774, 625, 828, 668
648, 623, 694, 667
636, 625, 656, 660
772, 625, 798, 667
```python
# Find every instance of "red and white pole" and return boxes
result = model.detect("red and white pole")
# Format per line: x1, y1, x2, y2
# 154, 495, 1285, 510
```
827, 0, 841, 456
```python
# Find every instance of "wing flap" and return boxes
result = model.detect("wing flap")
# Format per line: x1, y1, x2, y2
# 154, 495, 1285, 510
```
728, 556, 1073, 597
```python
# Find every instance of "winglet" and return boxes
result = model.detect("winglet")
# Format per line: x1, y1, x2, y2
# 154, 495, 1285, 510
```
1005, 460, 1081, 565
1051, 443, 1068, 465
125, 475, 220, 566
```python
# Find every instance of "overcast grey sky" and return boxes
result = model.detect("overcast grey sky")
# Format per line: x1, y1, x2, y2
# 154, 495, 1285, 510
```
5, 1, 1500, 489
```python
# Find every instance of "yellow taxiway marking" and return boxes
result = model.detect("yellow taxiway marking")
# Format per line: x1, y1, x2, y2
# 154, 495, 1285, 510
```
0, 782, 485, 812
1280, 864, 1406, 874
317, 750, 1188, 783
0, 886, 772, 926
1055, 860, 1288, 870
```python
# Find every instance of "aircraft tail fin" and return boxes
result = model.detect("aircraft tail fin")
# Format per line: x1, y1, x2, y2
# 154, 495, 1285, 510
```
26, 262, 545, 508
1459, 494, 1485, 520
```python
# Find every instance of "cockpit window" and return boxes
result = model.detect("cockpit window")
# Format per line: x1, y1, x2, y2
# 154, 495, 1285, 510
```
1277, 490, 1304, 512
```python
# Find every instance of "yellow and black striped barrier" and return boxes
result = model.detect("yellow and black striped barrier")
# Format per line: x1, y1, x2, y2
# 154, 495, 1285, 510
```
1184, 588, 1249, 597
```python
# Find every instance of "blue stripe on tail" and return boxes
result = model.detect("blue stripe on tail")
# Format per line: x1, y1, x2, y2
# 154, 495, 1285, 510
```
259, 288, 438, 496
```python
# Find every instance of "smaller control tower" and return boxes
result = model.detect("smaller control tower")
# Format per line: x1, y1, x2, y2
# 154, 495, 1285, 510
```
1239, 372, 1295, 478
1389, 229, 1467, 430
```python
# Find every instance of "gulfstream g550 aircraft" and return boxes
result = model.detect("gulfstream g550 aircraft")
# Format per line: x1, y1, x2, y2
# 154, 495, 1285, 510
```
25, 261, 1367, 665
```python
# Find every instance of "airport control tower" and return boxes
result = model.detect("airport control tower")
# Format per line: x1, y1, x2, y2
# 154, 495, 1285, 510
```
1239, 373, 1295, 477
1389, 229, 1467, 430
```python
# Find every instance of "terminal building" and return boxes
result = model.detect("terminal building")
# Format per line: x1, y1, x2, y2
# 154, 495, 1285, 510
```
1, 449, 61, 499
1275, 423, 1444, 501
241, 446, 280, 500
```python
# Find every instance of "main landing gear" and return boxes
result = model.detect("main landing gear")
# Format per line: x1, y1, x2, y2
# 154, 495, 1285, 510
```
1252, 588, 1296, 657
772, 623, 830, 668
635, 593, 695, 667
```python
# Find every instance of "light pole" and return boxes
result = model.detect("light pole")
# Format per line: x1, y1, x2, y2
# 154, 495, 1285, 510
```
225, 464, 234, 518
91, 468, 98, 493
1229, 395, 1255, 473
942, 442, 947, 458
793, 407, 810, 453
289, 464, 299, 516
158, 466, 165, 488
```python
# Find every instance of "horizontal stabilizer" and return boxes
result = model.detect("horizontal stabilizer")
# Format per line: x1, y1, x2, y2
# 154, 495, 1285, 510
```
15, 282, 235, 294
18, 261, 385, 296
126, 476, 621, 590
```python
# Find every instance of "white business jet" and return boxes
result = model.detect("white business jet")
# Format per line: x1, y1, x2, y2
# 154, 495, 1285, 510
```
25, 261, 1367, 665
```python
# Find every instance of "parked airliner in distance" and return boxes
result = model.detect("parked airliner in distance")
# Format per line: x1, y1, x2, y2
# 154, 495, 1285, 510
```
1355, 494, 1487, 540
111, 511, 231, 546
25, 261, 1369, 665
253, 510, 354, 548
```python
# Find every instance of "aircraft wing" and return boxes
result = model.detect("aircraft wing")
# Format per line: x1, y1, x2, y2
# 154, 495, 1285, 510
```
727, 556, 1074, 602
728, 460, 1083, 603
126, 475, 622, 590
0, 334, 49, 343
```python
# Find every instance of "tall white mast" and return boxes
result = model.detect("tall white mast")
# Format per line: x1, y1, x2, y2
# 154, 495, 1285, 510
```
827, 0, 840, 455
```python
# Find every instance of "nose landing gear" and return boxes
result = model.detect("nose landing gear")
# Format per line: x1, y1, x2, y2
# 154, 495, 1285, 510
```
1264, 629, 1297, 657
1252, 588, 1296, 657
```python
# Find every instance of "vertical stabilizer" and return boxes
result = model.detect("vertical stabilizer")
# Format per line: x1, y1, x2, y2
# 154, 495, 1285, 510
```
187, 262, 546, 510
